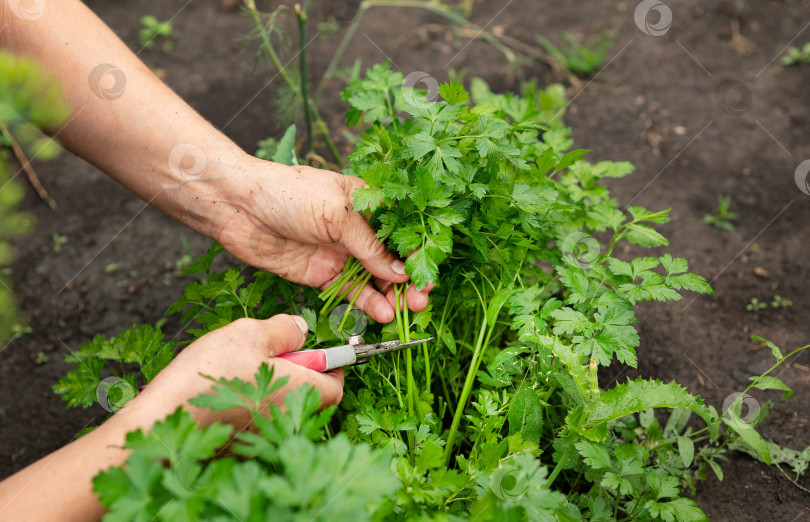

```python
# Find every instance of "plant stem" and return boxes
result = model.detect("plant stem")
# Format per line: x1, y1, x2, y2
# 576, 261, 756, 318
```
245, 1, 344, 167
314, 117, 343, 168
545, 449, 570, 489
422, 340, 431, 393
337, 271, 372, 331
444, 313, 490, 466
689, 342, 810, 440
395, 284, 415, 418
405, 349, 415, 417
368, 360, 403, 408
739, 343, 810, 400
296, 1, 314, 155
318, 257, 363, 314
428, 286, 452, 391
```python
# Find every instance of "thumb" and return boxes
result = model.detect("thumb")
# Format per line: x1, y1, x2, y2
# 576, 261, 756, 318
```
261, 314, 309, 357
338, 177, 409, 284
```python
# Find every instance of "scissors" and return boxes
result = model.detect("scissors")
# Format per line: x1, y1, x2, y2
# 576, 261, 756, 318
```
277, 334, 432, 372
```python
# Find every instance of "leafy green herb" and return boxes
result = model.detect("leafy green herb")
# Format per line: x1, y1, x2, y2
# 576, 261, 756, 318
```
53, 324, 176, 409
69, 63, 810, 520
781, 42, 810, 66
702, 194, 738, 233
95, 364, 400, 521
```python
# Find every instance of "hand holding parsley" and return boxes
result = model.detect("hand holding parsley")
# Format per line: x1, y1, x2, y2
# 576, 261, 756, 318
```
129, 314, 345, 427
0, 314, 342, 521
213, 159, 432, 323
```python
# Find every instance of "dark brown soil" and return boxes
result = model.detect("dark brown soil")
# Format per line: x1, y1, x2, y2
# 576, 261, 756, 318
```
2, 0, 809, 519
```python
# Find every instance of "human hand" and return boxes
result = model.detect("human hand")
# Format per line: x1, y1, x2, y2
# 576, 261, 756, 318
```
0, 314, 335, 522
124, 314, 343, 429
213, 158, 432, 324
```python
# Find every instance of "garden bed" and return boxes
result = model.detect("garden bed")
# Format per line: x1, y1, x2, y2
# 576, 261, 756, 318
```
1, 0, 809, 519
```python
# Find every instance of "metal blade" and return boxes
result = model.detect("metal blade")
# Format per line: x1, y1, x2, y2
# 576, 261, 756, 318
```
353, 337, 433, 360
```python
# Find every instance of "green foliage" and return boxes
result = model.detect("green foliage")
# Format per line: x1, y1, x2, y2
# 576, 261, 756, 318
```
94, 364, 400, 521
139, 15, 174, 53
745, 297, 767, 313
781, 42, 810, 66
255, 124, 298, 165
71, 63, 810, 519
163, 242, 323, 343
53, 324, 176, 409
0, 51, 69, 342
0, 51, 69, 130
536, 31, 616, 76
746, 293, 793, 313
702, 194, 738, 233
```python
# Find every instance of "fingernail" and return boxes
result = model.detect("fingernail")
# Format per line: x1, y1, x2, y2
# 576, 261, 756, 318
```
293, 316, 309, 334
391, 259, 406, 275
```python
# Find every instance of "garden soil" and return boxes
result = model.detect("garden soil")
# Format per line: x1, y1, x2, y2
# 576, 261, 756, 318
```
1, 0, 809, 519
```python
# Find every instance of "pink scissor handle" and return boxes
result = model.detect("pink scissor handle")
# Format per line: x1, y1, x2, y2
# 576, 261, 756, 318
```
277, 350, 327, 372
276, 344, 357, 372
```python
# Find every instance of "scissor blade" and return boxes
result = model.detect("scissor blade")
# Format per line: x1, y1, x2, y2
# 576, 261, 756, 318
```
354, 337, 433, 359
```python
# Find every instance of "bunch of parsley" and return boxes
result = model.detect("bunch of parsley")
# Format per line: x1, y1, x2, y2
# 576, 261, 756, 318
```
57, 62, 802, 521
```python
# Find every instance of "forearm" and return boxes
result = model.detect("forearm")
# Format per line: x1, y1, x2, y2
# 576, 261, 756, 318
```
0, 315, 341, 521
0, 408, 146, 521
0, 0, 247, 238
0, 388, 205, 521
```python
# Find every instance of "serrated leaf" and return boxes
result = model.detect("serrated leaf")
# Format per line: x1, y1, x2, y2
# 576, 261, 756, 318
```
405, 248, 438, 290
439, 81, 469, 105
352, 188, 383, 213
578, 379, 717, 441
598, 160, 635, 178
550, 307, 594, 336
627, 206, 671, 224
625, 223, 669, 247
512, 183, 556, 213
575, 440, 612, 470
556, 149, 590, 171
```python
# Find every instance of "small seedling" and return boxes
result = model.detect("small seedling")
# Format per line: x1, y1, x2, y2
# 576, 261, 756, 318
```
105, 262, 119, 274
772, 295, 793, 309
175, 253, 192, 271
536, 30, 615, 76
746, 297, 767, 312
781, 42, 810, 67
35, 351, 48, 365
139, 15, 174, 53
11, 323, 31, 339
703, 194, 738, 233
51, 233, 68, 253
